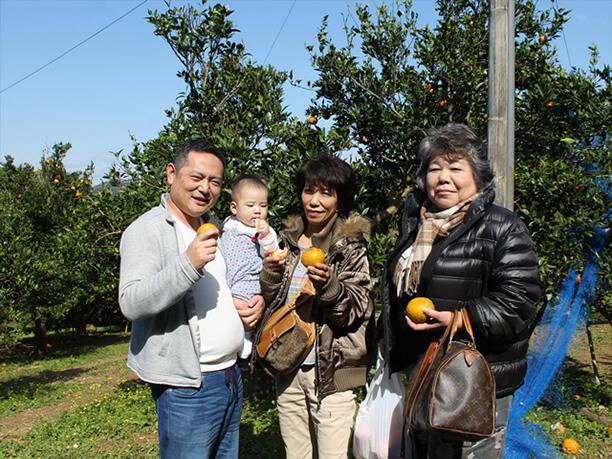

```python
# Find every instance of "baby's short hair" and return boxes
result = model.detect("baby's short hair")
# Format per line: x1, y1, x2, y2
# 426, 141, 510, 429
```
231, 174, 269, 201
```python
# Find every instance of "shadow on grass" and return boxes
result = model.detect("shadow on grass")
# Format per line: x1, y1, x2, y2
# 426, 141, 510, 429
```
0, 367, 90, 396
1, 331, 130, 364
239, 364, 284, 458
117, 378, 149, 392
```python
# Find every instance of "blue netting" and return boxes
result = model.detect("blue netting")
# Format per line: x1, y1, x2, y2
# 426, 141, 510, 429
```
505, 226, 610, 458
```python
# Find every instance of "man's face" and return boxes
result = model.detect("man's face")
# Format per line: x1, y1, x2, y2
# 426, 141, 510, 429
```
166, 151, 224, 221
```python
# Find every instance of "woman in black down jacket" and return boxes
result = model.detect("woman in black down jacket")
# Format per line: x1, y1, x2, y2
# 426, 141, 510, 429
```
379, 122, 540, 458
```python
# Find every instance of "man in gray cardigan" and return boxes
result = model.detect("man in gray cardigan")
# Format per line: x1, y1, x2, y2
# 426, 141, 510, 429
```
119, 139, 264, 458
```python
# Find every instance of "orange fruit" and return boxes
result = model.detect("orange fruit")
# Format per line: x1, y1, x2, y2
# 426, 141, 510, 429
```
197, 223, 218, 238
405, 297, 435, 323
551, 422, 565, 434
301, 247, 325, 267
561, 438, 579, 455
271, 248, 288, 259
308, 115, 317, 124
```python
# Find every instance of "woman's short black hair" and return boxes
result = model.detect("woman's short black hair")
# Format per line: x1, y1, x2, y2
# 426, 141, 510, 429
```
416, 122, 495, 192
295, 155, 356, 216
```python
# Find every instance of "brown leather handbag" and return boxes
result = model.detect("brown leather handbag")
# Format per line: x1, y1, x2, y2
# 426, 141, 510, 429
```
404, 309, 496, 443
256, 278, 316, 376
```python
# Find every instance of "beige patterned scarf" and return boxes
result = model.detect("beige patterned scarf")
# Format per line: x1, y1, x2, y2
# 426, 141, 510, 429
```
393, 196, 476, 296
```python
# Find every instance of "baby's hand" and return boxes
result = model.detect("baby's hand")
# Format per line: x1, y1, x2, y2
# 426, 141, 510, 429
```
256, 219, 271, 239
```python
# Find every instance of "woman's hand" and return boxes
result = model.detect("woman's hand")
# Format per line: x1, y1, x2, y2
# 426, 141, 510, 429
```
263, 249, 286, 272
405, 308, 460, 331
307, 262, 330, 287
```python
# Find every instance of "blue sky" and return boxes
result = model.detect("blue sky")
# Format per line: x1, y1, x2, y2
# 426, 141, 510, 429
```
1, 0, 610, 184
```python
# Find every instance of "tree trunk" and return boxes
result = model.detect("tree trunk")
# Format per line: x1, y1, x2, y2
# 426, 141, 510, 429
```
33, 309, 47, 352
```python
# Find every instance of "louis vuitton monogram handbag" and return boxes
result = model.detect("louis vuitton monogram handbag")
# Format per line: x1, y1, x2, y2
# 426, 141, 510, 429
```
404, 308, 496, 444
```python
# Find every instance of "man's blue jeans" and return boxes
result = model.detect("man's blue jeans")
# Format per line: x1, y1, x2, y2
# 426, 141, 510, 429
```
150, 364, 243, 458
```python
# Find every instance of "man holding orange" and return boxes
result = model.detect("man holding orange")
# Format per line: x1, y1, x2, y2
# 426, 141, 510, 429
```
119, 139, 264, 458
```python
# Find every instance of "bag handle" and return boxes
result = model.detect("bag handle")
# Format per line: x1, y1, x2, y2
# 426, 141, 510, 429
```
401, 310, 457, 457
461, 308, 476, 342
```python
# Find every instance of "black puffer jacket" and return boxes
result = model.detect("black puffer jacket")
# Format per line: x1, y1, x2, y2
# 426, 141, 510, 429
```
379, 189, 540, 397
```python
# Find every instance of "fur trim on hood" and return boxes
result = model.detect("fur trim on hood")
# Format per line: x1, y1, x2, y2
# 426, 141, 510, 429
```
283, 214, 371, 240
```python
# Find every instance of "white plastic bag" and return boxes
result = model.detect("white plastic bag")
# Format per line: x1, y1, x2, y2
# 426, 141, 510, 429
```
353, 356, 407, 459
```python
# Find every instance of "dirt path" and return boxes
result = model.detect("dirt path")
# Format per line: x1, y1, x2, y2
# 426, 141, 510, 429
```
568, 320, 612, 383
0, 353, 137, 442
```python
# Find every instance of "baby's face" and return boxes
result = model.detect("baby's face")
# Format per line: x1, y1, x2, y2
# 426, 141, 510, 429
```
231, 186, 269, 228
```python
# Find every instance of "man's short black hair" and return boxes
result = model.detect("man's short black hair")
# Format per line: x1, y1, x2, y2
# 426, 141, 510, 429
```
173, 139, 226, 171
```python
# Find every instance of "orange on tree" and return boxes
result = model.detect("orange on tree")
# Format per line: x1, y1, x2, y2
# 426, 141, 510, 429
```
406, 297, 435, 323
308, 115, 317, 124
301, 247, 325, 267
561, 438, 579, 455
197, 223, 219, 238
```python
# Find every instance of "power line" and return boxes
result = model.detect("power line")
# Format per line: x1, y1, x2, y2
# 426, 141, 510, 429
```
1, 0, 148, 94
263, 0, 298, 64
555, 0, 573, 68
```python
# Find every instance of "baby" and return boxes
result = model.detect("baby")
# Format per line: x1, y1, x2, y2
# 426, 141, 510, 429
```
222, 175, 279, 359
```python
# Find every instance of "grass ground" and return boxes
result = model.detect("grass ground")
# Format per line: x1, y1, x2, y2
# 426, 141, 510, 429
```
0, 322, 609, 458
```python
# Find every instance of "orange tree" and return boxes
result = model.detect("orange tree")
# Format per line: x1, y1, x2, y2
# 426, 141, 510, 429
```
106, 1, 353, 231
305, 0, 611, 324
0, 144, 120, 349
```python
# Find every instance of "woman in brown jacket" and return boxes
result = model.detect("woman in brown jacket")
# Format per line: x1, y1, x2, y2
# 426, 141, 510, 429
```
257, 155, 375, 458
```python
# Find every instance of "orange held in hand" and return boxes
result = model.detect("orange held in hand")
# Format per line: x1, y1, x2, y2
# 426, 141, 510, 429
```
301, 247, 325, 267
271, 248, 288, 259
561, 438, 579, 455
197, 223, 218, 238
405, 297, 435, 323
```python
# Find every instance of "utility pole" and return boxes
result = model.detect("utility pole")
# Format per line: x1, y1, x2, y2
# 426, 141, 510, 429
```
488, 0, 515, 211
